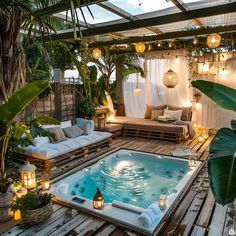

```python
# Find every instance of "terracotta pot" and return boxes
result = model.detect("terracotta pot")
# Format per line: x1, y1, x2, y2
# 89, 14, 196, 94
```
0, 184, 15, 222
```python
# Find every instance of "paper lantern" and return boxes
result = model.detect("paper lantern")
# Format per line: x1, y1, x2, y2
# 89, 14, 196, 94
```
92, 48, 102, 59
135, 42, 145, 53
163, 69, 178, 88
20, 161, 37, 189
133, 87, 142, 96
93, 188, 104, 209
207, 33, 221, 48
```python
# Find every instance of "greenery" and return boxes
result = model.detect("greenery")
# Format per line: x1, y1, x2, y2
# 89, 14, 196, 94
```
77, 98, 96, 119
192, 80, 236, 205
11, 192, 52, 215
0, 80, 56, 183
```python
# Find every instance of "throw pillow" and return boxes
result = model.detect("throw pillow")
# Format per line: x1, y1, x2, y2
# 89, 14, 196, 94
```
168, 105, 192, 121
47, 127, 67, 143
151, 110, 163, 121
60, 120, 72, 129
76, 118, 94, 135
144, 104, 167, 119
32, 136, 50, 147
63, 125, 84, 138
163, 109, 183, 121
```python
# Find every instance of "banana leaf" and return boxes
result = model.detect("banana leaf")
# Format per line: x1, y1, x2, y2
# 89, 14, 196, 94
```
191, 80, 236, 112
210, 128, 236, 153
208, 149, 236, 205
34, 114, 60, 126
0, 80, 50, 126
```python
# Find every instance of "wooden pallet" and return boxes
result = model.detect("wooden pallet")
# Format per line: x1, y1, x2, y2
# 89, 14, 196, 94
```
13, 138, 112, 178
124, 127, 187, 143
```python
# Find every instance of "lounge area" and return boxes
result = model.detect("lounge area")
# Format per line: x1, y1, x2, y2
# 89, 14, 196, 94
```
0, 1, 236, 236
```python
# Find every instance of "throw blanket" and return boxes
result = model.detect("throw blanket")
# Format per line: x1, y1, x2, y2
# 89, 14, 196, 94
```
174, 120, 195, 139
138, 203, 161, 228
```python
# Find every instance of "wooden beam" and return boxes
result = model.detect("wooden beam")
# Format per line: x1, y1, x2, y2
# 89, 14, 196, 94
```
50, 2, 236, 40
34, 0, 107, 17
88, 24, 236, 47
97, 2, 162, 34
170, 0, 205, 28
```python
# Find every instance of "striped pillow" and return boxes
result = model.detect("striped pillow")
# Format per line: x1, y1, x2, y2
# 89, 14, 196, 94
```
63, 125, 84, 138
47, 127, 67, 143
151, 110, 164, 121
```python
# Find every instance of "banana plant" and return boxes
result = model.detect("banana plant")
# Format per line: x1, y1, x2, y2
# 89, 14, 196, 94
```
192, 80, 236, 205
0, 80, 59, 180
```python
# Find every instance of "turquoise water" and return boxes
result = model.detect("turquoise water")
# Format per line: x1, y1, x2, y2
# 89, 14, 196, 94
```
68, 151, 189, 209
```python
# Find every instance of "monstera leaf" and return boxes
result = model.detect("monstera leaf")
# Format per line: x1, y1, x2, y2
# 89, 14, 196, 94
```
208, 149, 236, 205
191, 80, 236, 112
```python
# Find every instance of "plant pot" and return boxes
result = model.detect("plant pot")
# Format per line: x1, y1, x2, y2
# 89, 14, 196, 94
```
0, 185, 15, 222
22, 201, 53, 226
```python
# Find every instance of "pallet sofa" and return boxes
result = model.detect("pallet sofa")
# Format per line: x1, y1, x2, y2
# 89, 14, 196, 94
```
13, 120, 112, 178
109, 105, 193, 143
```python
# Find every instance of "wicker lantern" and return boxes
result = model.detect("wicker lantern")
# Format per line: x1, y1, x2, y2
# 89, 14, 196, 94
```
20, 161, 37, 189
207, 33, 221, 48
135, 42, 145, 53
93, 188, 104, 209
163, 69, 178, 88
133, 87, 142, 96
92, 48, 102, 59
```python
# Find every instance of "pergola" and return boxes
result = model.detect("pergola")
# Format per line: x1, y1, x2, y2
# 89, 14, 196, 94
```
34, 0, 236, 50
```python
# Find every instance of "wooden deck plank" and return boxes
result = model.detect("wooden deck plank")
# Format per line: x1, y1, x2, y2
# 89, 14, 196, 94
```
222, 200, 236, 236
208, 204, 227, 236
191, 225, 206, 236
180, 191, 207, 236
93, 224, 117, 236
196, 189, 215, 228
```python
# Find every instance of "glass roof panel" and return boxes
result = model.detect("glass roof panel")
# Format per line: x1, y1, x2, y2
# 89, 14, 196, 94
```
108, 0, 176, 15
62, 5, 122, 24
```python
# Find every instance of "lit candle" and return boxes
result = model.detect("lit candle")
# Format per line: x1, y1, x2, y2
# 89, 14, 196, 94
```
189, 156, 196, 168
41, 180, 50, 190
158, 194, 167, 210
201, 130, 209, 140
198, 136, 204, 143
14, 210, 21, 221
16, 187, 27, 198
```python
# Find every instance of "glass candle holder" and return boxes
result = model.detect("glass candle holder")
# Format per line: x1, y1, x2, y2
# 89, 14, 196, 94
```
93, 188, 104, 209
188, 156, 196, 168
158, 194, 167, 210
41, 180, 51, 190
198, 136, 204, 143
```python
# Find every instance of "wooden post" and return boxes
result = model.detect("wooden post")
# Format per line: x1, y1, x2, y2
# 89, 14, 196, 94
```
54, 84, 62, 120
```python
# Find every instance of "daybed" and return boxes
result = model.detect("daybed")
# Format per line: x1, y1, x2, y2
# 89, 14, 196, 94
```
108, 105, 193, 143
13, 119, 112, 178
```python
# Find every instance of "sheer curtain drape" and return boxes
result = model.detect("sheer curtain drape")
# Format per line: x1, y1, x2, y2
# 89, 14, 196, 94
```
124, 49, 190, 117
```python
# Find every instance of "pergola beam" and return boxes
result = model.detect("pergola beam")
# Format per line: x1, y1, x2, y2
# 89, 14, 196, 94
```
170, 0, 205, 28
97, 2, 162, 34
89, 24, 236, 47
34, 0, 107, 17
50, 2, 236, 40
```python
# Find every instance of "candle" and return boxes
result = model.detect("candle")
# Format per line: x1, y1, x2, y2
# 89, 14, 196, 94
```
14, 210, 21, 220
16, 187, 27, 198
201, 130, 209, 140
41, 180, 50, 190
158, 194, 167, 210
198, 136, 204, 143
93, 188, 104, 209
189, 157, 196, 167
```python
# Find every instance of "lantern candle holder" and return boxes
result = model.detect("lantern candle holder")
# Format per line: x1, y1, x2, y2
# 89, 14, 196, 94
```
41, 180, 50, 191
19, 161, 37, 189
158, 194, 167, 210
198, 136, 204, 143
93, 188, 104, 209
201, 129, 209, 140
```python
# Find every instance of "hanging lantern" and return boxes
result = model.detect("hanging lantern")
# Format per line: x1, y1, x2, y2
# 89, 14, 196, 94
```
133, 87, 142, 96
93, 188, 104, 209
92, 48, 102, 59
163, 69, 178, 88
207, 33, 221, 48
135, 42, 145, 53
19, 161, 37, 189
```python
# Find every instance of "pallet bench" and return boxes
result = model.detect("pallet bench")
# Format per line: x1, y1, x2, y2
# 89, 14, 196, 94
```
13, 138, 112, 178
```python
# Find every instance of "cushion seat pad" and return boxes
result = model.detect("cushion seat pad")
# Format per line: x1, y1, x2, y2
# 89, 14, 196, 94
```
23, 131, 112, 159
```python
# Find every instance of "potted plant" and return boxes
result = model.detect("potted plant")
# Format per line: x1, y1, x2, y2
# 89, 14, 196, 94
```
77, 97, 96, 119
11, 192, 53, 225
0, 80, 54, 222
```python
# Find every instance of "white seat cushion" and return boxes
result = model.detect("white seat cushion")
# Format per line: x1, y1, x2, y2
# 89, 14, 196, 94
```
23, 131, 112, 159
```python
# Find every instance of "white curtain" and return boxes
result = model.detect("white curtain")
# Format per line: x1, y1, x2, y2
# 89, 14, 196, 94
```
124, 49, 190, 118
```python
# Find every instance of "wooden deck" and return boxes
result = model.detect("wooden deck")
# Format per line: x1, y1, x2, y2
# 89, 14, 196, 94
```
1, 136, 236, 236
